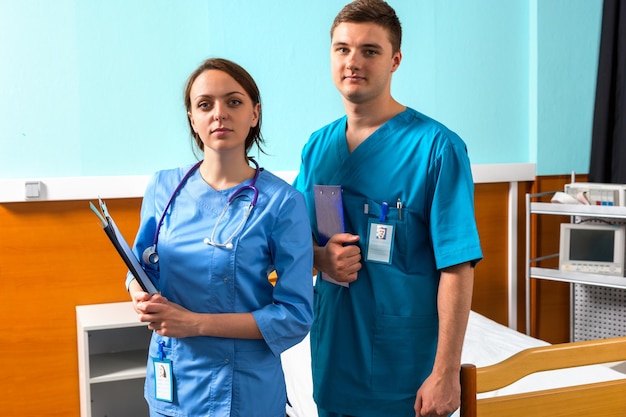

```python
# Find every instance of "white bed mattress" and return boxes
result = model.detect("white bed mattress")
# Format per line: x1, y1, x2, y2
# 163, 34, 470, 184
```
281, 310, 626, 417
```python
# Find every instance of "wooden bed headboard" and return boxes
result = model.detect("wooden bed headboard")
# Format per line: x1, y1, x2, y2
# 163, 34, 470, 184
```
460, 336, 626, 416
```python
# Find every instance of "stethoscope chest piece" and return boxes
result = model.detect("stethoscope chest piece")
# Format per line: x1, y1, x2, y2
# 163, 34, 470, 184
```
142, 245, 159, 264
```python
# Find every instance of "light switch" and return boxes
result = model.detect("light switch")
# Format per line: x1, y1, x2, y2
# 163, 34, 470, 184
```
25, 181, 41, 199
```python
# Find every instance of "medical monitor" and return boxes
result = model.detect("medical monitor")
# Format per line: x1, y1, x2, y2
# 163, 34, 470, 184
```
559, 223, 626, 276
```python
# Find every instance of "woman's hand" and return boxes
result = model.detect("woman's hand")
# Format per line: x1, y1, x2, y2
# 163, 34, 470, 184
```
128, 278, 159, 312
136, 297, 201, 338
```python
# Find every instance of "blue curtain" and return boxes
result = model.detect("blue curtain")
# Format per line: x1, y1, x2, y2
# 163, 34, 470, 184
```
589, 0, 626, 183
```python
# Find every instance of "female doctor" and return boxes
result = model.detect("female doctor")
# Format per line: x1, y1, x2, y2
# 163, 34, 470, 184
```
127, 58, 314, 417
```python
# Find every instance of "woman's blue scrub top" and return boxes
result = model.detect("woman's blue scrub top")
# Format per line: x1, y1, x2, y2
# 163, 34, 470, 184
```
293, 108, 483, 416
131, 166, 313, 417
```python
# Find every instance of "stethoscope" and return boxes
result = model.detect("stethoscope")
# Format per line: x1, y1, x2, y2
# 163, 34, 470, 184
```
142, 159, 260, 264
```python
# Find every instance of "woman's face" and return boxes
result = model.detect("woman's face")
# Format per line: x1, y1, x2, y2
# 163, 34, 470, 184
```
187, 69, 260, 156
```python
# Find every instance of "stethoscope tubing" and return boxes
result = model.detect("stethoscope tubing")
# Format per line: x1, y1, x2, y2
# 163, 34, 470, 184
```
143, 159, 260, 264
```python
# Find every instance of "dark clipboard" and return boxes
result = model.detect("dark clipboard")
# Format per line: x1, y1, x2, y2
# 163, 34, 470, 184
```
313, 185, 349, 287
313, 185, 346, 245
90, 198, 159, 294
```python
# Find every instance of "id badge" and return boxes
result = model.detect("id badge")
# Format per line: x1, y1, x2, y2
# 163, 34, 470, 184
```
153, 357, 173, 402
366, 218, 394, 264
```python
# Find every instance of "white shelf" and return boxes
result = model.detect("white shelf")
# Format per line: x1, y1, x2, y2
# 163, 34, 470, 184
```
530, 267, 626, 290
76, 302, 144, 331
530, 202, 626, 218
77, 301, 150, 417
89, 349, 148, 383
526, 191, 626, 340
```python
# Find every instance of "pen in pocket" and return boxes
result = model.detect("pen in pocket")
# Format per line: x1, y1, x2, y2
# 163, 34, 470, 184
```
380, 202, 389, 222
397, 198, 402, 221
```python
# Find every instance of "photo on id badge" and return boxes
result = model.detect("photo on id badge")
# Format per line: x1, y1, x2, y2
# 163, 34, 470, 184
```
366, 218, 394, 264
154, 358, 173, 402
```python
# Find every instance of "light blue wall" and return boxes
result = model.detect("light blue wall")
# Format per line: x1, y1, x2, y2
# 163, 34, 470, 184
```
535, 0, 603, 175
0, 0, 603, 179
1, 0, 211, 177
399, 1, 531, 166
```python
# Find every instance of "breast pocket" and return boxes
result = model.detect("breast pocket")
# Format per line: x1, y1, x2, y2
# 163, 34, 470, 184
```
345, 196, 415, 271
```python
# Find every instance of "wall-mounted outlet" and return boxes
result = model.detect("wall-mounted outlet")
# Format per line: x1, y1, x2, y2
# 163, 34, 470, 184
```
25, 181, 41, 199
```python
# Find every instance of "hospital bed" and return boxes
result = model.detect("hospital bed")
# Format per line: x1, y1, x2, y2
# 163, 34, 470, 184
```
281, 310, 626, 417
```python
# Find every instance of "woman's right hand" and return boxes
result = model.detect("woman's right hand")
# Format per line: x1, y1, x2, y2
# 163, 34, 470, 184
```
128, 278, 165, 313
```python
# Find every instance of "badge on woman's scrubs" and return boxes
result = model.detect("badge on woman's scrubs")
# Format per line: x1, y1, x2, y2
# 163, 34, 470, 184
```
366, 202, 394, 264
153, 341, 173, 402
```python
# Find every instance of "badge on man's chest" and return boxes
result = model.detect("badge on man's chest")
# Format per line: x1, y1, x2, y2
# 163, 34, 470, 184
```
366, 217, 394, 264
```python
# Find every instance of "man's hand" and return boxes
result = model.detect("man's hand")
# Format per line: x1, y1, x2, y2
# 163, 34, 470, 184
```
314, 233, 361, 282
415, 262, 473, 417
414, 369, 460, 417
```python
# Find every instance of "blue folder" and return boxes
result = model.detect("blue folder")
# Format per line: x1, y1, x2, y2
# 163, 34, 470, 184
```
90, 198, 159, 294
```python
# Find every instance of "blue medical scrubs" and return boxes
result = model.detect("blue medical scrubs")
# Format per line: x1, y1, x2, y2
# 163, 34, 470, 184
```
131, 166, 314, 417
293, 108, 483, 416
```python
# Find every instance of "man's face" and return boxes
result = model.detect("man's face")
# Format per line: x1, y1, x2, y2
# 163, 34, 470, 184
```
330, 22, 401, 104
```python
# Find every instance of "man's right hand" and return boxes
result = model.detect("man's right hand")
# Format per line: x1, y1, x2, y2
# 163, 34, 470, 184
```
314, 233, 361, 283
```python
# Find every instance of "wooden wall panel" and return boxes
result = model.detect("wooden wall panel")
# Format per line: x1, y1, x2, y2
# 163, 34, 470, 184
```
0, 178, 557, 415
0, 198, 142, 417
472, 182, 510, 325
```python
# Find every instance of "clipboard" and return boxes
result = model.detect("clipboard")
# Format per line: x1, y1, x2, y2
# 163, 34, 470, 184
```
314, 185, 346, 245
90, 198, 159, 294
313, 185, 349, 287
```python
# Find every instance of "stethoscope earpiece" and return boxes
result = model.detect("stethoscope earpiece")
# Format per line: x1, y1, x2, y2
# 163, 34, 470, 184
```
203, 237, 234, 250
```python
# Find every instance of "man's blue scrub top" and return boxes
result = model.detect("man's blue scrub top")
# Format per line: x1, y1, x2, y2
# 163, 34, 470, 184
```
293, 108, 483, 416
